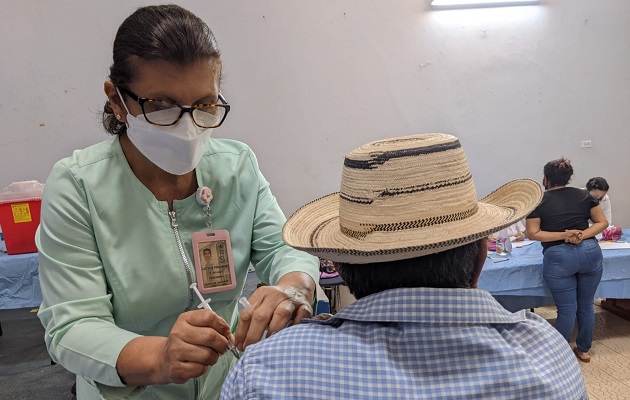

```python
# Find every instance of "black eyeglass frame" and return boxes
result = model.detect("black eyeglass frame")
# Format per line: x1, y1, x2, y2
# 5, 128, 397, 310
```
118, 86, 230, 128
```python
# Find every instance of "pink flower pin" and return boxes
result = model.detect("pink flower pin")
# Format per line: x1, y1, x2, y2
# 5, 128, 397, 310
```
196, 186, 213, 206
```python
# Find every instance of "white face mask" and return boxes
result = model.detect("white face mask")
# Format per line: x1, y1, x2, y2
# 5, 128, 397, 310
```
117, 88, 214, 175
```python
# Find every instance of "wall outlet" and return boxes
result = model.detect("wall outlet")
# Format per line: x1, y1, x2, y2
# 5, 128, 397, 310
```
581, 140, 592, 148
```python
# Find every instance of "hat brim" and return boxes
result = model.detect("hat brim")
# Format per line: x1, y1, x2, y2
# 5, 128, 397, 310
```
283, 179, 542, 263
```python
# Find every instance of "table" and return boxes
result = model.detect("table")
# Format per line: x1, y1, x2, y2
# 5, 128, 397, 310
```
478, 230, 630, 312
0, 251, 42, 309
0, 253, 333, 315
4, 235, 628, 314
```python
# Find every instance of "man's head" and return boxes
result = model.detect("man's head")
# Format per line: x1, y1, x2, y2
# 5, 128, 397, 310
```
283, 133, 542, 296
203, 247, 212, 261
336, 240, 486, 299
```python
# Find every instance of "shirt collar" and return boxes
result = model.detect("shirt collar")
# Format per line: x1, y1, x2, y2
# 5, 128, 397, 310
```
307, 287, 526, 326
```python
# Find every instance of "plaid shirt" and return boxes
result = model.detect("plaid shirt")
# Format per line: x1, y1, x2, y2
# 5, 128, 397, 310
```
220, 287, 587, 399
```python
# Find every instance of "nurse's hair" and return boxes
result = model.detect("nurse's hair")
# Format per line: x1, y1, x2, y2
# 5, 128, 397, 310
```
586, 177, 609, 192
543, 157, 573, 187
102, 4, 222, 135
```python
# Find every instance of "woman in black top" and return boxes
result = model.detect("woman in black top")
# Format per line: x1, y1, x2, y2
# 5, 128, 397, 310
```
526, 158, 608, 363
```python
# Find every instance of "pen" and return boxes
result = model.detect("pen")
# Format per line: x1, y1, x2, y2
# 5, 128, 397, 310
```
190, 283, 241, 359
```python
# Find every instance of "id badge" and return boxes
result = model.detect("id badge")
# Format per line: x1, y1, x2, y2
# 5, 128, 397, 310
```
191, 230, 237, 294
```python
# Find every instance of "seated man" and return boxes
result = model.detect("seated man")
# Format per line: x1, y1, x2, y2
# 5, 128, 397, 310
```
220, 133, 587, 400
489, 219, 527, 242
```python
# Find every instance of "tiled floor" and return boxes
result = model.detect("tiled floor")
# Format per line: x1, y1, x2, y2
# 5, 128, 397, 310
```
536, 302, 630, 399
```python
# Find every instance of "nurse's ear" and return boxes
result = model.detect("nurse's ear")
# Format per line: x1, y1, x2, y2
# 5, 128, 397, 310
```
104, 81, 128, 125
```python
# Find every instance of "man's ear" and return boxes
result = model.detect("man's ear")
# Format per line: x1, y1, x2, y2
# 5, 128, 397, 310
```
470, 239, 487, 288
104, 81, 127, 124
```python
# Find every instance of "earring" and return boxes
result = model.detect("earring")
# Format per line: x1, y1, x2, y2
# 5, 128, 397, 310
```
116, 114, 122, 121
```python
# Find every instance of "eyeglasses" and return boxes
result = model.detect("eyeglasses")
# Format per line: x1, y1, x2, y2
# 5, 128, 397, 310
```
118, 86, 230, 128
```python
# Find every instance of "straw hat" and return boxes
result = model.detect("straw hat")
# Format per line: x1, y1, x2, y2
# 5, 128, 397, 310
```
283, 133, 542, 264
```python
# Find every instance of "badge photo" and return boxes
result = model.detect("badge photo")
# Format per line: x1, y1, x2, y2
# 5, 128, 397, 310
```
191, 230, 237, 294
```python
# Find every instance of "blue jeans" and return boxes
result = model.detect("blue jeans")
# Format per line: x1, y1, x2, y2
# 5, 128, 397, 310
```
543, 239, 603, 352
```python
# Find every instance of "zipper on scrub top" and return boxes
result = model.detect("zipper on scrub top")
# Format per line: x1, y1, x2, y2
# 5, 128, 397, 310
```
169, 210, 195, 310
168, 210, 200, 400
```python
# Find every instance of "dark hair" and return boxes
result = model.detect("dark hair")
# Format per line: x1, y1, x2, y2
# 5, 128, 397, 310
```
543, 157, 573, 187
203, 248, 212, 254
103, 4, 222, 135
335, 240, 482, 299
586, 177, 609, 192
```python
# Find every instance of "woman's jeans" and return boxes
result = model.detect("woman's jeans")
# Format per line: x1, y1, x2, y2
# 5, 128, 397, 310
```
543, 239, 603, 352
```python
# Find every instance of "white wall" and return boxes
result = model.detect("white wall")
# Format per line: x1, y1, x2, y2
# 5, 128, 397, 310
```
1, 0, 628, 225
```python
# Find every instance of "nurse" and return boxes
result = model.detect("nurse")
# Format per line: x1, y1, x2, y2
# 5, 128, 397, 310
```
36, 5, 318, 399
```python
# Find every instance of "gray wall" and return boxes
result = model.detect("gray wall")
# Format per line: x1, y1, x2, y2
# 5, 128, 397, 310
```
1, 0, 628, 226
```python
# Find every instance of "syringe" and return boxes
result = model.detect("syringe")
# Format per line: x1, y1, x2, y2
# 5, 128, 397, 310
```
238, 296, 254, 313
190, 283, 240, 359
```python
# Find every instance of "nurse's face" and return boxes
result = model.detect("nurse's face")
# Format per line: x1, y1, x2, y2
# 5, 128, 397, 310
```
106, 57, 221, 126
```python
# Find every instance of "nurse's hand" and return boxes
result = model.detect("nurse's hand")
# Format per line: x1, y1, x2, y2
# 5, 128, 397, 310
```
234, 271, 315, 351
156, 310, 236, 383
118, 310, 235, 385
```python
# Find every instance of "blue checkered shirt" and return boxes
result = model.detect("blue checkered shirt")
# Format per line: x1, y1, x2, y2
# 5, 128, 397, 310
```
220, 287, 587, 399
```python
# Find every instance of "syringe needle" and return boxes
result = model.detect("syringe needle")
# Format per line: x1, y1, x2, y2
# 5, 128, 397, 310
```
190, 283, 241, 359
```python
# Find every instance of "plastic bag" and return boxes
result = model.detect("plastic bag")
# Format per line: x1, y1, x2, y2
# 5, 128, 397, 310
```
0, 180, 45, 202
601, 226, 622, 242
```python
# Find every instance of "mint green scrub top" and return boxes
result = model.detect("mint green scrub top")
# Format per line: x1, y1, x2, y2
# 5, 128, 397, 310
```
36, 136, 319, 399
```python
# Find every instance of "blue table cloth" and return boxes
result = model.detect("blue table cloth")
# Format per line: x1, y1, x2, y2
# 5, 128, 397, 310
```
478, 230, 630, 311
0, 252, 331, 314
0, 251, 41, 309
3, 232, 628, 313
